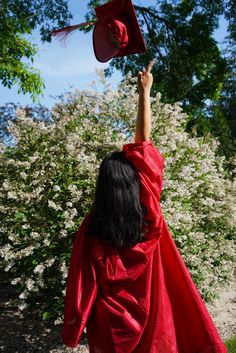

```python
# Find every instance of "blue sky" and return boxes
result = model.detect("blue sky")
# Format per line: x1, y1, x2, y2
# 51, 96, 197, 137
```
0, 0, 228, 109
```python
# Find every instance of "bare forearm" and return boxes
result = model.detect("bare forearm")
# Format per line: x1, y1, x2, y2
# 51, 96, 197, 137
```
135, 60, 155, 143
135, 90, 151, 143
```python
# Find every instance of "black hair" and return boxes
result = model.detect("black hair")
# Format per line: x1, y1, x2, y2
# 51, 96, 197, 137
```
86, 151, 148, 247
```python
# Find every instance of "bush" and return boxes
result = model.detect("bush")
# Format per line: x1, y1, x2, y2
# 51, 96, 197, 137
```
0, 74, 235, 322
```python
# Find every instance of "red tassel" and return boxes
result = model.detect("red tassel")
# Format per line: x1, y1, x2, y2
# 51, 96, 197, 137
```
51, 21, 96, 44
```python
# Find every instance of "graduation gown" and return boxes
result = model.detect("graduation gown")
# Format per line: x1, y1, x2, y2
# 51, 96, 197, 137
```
61, 139, 227, 353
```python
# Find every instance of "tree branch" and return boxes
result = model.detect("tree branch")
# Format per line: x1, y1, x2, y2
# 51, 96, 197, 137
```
134, 5, 173, 29
140, 11, 167, 69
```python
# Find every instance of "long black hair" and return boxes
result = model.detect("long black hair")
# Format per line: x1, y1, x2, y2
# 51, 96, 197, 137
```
86, 151, 148, 247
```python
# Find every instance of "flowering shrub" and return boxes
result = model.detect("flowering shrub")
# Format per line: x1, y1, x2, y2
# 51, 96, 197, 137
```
0, 74, 235, 322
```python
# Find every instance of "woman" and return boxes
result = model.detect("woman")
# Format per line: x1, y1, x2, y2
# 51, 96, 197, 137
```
61, 61, 227, 353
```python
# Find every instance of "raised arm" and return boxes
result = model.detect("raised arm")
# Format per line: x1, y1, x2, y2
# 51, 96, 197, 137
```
135, 60, 155, 143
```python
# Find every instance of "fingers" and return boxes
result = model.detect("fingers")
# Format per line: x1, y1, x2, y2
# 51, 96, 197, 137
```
137, 58, 156, 78
146, 58, 156, 73
138, 71, 144, 80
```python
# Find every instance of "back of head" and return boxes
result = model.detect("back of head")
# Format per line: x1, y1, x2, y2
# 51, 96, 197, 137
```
86, 151, 148, 247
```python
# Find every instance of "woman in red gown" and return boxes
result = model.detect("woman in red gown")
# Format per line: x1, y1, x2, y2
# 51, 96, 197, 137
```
61, 61, 227, 353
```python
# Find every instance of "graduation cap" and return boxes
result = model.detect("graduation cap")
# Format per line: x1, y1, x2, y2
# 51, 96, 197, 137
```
52, 0, 147, 62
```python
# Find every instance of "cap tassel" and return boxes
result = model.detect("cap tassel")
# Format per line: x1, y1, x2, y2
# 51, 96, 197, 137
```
51, 21, 96, 44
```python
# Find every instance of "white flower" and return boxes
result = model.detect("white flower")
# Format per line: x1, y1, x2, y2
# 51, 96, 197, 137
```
23, 161, 31, 169
22, 224, 30, 230
64, 220, 75, 229
5, 261, 14, 271
48, 200, 62, 210
59, 229, 68, 238
60, 261, 68, 279
18, 303, 27, 311
34, 264, 45, 274
53, 185, 61, 192
8, 233, 18, 242
19, 291, 27, 299
2, 181, 10, 190
19, 172, 27, 180
11, 277, 22, 285
26, 278, 35, 291
66, 143, 76, 154
29, 155, 39, 163
43, 238, 50, 246
30, 232, 40, 239
35, 187, 44, 196
70, 208, 78, 217
68, 184, 77, 192
39, 121, 46, 130
54, 318, 63, 325
7, 191, 17, 199
45, 258, 55, 267
20, 246, 34, 257
0, 244, 12, 257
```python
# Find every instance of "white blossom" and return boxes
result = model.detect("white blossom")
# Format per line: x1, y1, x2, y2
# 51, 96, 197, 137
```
7, 191, 17, 199
20, 172, 27, 180
30, 232, 40, 239
43, 238, 51, 246
59, 229, 68, 238
18, 303, 27, 311
2, 181, 10, 190
19, 290, 28, 299
22, 224, 30, 230
60, 261, 68, 279
34, 264, 45, 274
68, 184, 77, 192
26, 278, 35, 291
53, 185, 61, 192
48, 200, 62, 211
11, 277, 22, 285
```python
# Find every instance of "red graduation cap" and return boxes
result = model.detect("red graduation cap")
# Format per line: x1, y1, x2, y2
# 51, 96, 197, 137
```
52, 0, 147, 63
93, 0, 147, 62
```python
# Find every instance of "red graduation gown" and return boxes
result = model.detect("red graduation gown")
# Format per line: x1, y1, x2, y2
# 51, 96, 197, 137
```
61, 139, 227, 353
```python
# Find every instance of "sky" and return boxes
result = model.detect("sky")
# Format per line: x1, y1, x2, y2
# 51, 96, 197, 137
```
0, 0, 228, 110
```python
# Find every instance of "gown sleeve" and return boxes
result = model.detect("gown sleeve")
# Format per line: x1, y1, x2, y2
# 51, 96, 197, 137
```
61, 216, 98, 348
122, 138, 164, 228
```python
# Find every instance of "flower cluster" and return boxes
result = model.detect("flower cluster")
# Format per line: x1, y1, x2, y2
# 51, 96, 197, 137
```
0, 74, 235, 322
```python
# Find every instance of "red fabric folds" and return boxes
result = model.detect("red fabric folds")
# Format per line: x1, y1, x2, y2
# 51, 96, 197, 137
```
61, 139, 227, 353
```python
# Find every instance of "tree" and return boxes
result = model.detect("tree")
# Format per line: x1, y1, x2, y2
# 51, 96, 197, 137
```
83, 0, 235, 156
0, 0, 72, 100
0, 103, 51, 145
85, 1, 227, 111
210, 0, 236, 159
208, 42, 236, 161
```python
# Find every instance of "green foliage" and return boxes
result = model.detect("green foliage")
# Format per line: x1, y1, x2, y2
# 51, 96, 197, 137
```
0, 75, 235, 322
84, 0, 235, 159
208, 34, 236, 160
84, 1, 227, 111
0, 0, 72, 99
225, 335, 236, 353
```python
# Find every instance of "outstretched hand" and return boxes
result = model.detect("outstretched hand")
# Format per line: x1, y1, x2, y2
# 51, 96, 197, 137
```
137, 59, 156, 93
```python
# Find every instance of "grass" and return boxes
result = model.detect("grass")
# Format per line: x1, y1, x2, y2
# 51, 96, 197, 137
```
225, 335, 236, 353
